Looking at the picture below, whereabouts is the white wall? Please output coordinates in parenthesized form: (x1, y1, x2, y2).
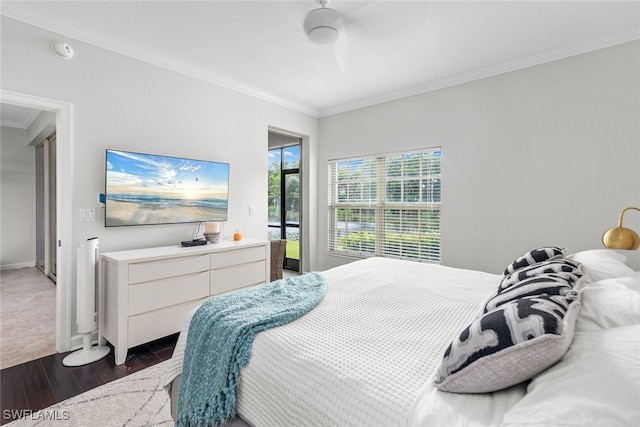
(318, 41, 640, 273)
(0, 126, 36, 269)
(0, 17, 318, 348)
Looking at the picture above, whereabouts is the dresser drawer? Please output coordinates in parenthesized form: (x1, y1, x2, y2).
(210, 246, 265, 269)
(127, 298, 207, 348)
(210, 260, 266, 295)
(128, 254, 209, 284)
(128, 271, 209, 316)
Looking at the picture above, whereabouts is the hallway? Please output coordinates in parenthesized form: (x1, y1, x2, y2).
(0, 267, 56, 369)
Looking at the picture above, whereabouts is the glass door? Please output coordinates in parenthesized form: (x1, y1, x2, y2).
(268, 143, 301, 272)
(283, 169, 299, 271)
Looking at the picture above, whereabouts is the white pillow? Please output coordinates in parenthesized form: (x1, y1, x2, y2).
(576, 276, 640, 331)
(502, 325, 640, 426)
(567, 249, 637, 283)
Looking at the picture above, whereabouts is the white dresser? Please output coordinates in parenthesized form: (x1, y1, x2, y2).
(99, 238, 269, 364)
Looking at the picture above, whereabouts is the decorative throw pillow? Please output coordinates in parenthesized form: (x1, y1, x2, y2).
(502, 247, 566, 277)
(499, 259, 582, 291)
(434, 292, 580, 393)
(484, 274, 575, 313)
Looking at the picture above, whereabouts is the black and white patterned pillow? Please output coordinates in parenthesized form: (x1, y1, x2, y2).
(484, 274, 576, 313)
(434, 292, 581, 393)
(500, 259, 582, 292)
(503, 247, 566, 277)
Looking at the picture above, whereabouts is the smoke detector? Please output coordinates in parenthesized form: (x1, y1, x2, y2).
(51, 42, 74, 59)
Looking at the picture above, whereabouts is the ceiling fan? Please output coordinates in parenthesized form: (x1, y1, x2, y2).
(303, 0, 350, 70)
(299, 0, 429, 72)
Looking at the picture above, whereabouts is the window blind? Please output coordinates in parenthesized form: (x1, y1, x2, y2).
(328, 148, 441, 263)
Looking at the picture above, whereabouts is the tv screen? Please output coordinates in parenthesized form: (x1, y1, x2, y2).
(105, 149, 229, 227)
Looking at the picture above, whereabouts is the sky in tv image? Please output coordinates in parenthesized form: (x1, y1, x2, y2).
(105, 150, 229, 226)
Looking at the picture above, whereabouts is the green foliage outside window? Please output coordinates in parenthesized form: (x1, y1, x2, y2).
(329, 148, 442, 263)
(338, 231, 376, 254)
(268, 148, 300, 225)
(337, 231, 440, 261)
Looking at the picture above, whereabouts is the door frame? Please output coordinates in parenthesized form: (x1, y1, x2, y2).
(1, 90, 73, 352)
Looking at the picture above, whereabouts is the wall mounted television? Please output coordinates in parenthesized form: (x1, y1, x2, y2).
(105, 149, 229, 227)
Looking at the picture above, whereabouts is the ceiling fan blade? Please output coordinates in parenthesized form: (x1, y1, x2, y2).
(341, 1, 429, 58)
(334, 17, 349, 71)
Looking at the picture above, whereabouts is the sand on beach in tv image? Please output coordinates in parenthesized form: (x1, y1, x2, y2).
(105, 198, 227, 226)
(105, 150, 229, 226)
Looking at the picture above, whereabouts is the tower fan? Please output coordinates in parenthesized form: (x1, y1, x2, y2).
(63, 237, 110, 366)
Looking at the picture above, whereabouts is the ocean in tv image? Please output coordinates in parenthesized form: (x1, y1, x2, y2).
(105, 150, 229, 226)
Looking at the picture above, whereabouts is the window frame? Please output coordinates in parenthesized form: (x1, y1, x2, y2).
(328, 147, 441, 263)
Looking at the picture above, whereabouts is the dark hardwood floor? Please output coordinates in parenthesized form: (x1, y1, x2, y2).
(0, 334, 178, 425)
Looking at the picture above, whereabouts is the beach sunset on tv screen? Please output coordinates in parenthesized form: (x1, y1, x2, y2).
(105, 150, 229, 227)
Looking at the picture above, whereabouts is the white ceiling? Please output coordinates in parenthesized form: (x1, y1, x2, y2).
(0, 103, 41, 129)
(2, 1, 639, 117)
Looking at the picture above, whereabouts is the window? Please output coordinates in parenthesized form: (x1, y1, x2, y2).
(328, 148, 441, 263)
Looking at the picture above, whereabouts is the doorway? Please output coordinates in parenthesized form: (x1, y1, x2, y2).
(1, 105, 58, 367)
(1, 90, 74, 353)
(268, 133, 301, 273)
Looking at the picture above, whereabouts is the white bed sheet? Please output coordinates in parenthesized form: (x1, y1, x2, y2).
(164, 257, 527, 426)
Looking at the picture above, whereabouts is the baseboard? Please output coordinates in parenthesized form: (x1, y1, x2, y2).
(0, 261, 36, 271)
(68, 331, 100, 351)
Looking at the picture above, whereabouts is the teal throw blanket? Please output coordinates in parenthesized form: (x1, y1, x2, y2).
(176, 272, 327, 427)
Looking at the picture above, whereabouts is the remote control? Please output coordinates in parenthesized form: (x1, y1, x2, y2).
(181, 239, 208, 247)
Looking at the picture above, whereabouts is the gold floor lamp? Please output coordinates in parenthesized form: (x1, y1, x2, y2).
(602, 207, 640, 250)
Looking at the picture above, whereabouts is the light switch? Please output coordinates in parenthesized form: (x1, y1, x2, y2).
(79, 209, 96, 222)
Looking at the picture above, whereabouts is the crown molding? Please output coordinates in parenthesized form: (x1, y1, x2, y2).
(0, 108, 40, 129)
(0, 5, 320, 117)
(318, 25, 640, 117)
(1, 118, 28, 129)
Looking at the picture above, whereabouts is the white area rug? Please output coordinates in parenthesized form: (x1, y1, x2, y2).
(8, 361, 173, 426)
(1, 267, 56, 369)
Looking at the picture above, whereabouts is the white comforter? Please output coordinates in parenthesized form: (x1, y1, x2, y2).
(164, 257, 526, 426)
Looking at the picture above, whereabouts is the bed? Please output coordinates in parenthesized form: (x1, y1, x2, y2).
(162, 248, 640, 426)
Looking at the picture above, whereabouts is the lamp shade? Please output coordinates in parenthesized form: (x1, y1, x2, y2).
(602, 207, 640, 250)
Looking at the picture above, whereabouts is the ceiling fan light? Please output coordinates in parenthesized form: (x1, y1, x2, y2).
(304, 7, 342, 44)
(308, 26, 339, 44)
